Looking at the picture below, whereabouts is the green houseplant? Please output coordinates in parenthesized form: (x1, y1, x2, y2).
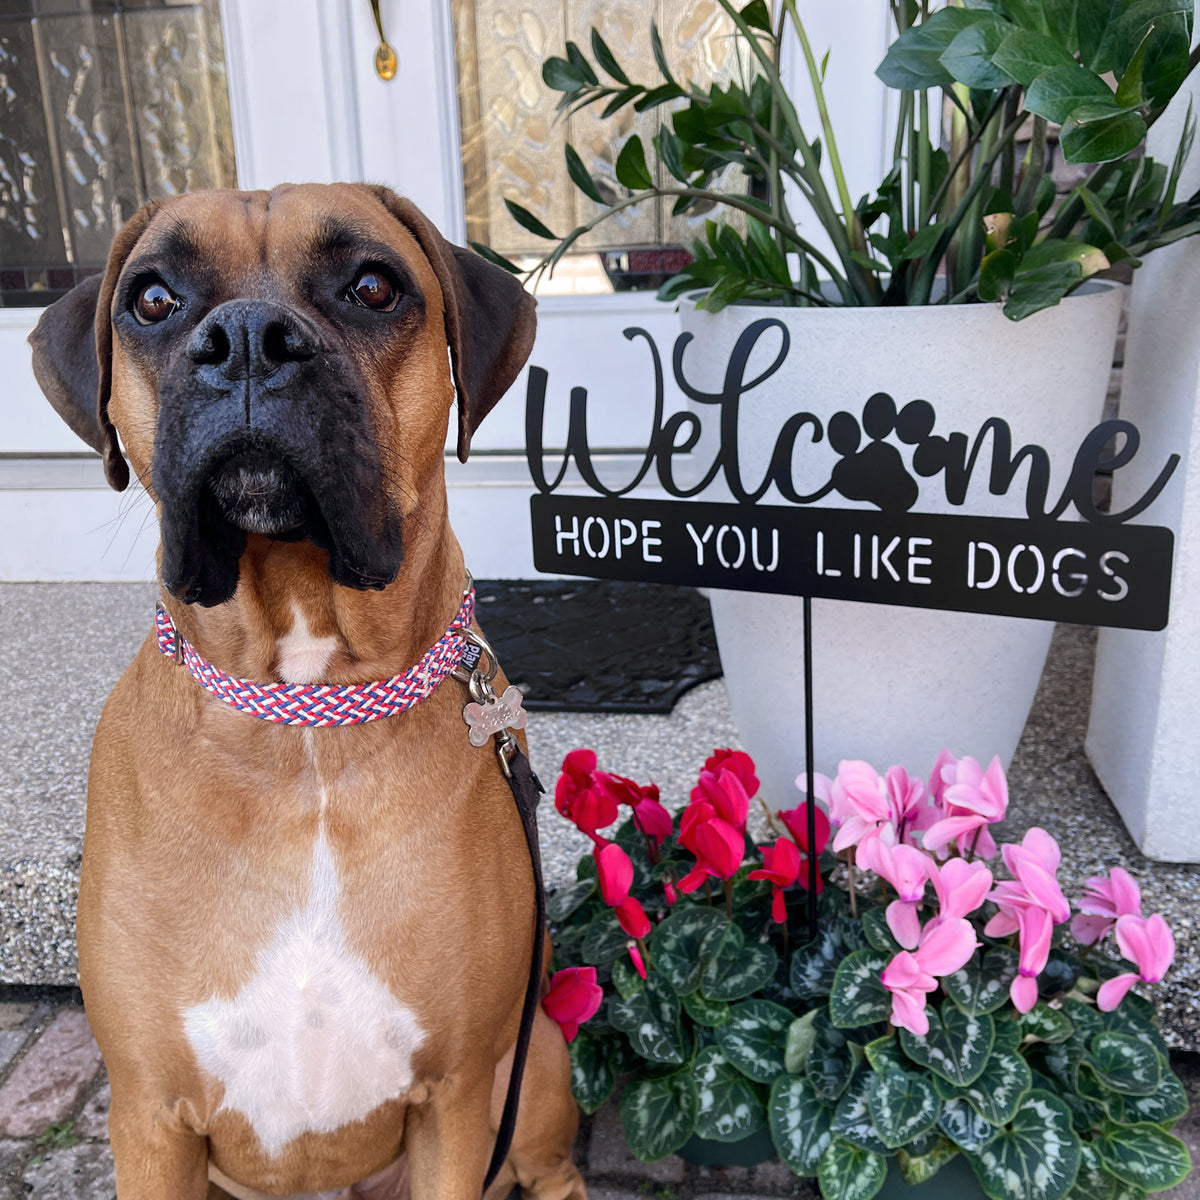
(484, 0, 1200, 320)
(543, 747, 1191, 1200)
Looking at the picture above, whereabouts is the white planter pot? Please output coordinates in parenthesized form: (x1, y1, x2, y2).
(678, 285, 1124, 807)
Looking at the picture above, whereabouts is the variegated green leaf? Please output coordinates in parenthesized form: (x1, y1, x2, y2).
(1095, 1121, 1191, 1192)
(900, 1005, 995, 1086)
(768, 1072, 833, 1176)
(1020, 1003, 1075, 1045)
(867, 1067, 939, 1150)
(942, 947, 1020, 1016)
(784, 1009, 819, 1073)
(968, 1092, 1082, 1200)
(936, 1048, 1033, 1127)
(608, 974, 686, 1064)
(993, 1016, 1023, 1053)
(682, 990, 730, 1027)
(1088, 1032, 1162, 1096)
(807, 1009, 860, 1103)
(831, 1070, 887, 1154)
(1102, 1002, 1170, 1058)
(864, 1034, 906, 1073)
(581, 908, 629, 964)
(715, 998, 794, 1083)
(548, 878, 596, 923)
(829, 949, 892, 1029)
(692, 1044, 767, 1143)
(700, 921, 779, 1001)
(651, 905, 729, 996)
(939, 1097, 1000, 1153)
(1119, 1066, 1189, 1126)
(620, 1069, 698, 1161)
(1064, 998, 1105, 1041)
(818, 1135, 887, 1200)
(861, 906, 901, 953)
(1069, 1141, 1122, 1200)
(898, 1136, 961, 1184)
(567, 1027, 615, 1114)
(791, 924, 850, 1000)
(611, 956, 645, 998)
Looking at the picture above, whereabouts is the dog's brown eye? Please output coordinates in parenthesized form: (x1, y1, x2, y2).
(348, 270, 398, 311)
(134, 282, 180, 325)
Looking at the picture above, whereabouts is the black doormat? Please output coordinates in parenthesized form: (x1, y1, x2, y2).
(474, 580, 723, 714)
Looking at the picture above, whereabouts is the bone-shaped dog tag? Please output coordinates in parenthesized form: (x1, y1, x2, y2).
(462, 685, 528, 747)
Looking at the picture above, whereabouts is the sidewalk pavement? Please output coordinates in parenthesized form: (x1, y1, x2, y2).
(1, 998, 1198, 1200)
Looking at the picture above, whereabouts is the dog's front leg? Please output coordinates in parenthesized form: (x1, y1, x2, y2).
(108, 1094, 211, 1200)
(404, 1073, 494, 1200)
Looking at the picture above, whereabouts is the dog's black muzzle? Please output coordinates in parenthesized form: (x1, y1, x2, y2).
(152, 299, 405, 607)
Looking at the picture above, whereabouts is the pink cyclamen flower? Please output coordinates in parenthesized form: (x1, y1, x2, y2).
(1071, 866, 1142, 946)
(881, 917, 978, 1036)
(703, 749, 760, 799)
(985, 828, 1072, 933)
(928, 748, 959, 807)
(928, 857, 994, 924)
(856, 836, 932, 950)
(1097, 913, 1176, 1011)
(554, 749, 618, 840)
(748, 836, 801, 922)
(1010, 905, 1054, 1013)
(594, 840, 651, 938)
(813, 760, 890, 853)
(677, 800, 745, 892)
(922, 754, 1008, 859)
(884, 765, 939, 844)
(542, 967, 603, 1041)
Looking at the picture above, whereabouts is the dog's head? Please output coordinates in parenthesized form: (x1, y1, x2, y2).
(29, 184, 536, 606)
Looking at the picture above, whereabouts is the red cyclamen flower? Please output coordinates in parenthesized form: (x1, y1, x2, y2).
(748, 836, 801, 922)
(594, 840, 651, 938)
(542, 967, 603, 1042)
(677, 800, 744, 893)
(702, 749, 760, 799)
(554, 749, 618, 840)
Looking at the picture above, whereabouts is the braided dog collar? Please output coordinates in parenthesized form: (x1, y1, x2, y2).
(154, 588, 476, 726)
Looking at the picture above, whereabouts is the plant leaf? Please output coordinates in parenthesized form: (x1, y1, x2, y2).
(1002, 261, 1082, 321)
(564, 143, 605, 205)
(942, 947, 1019, 1016)
(701, 922, 779, 1001)
(692, 1044, 768, 1142)
(769, 1072, 833, 1176)
(683, 990, 731, 1027)
(715, 998, 794, 1083)
(1024, 64, 1123, 124)
(829, 949, 892, 1029)
(900, 1005, 995, 1087)
(608, 974, 687, 1064)
(1019, 1002, 1075, 1045)
(936, 1047, 1033, 1126)
(791, 923, 851, 1001)
(567, 1027, 616, 1113)
(467, 241, 523, 274)
(831, 1070, 887, 1154)
(867, 1067, 940, 1151)
(590, 27, 631, 85)
(786, 1009, 820, 1072)
(581, 907, 631, 964)
(739, 0, 773, 32)
(1060, 110, 1147, 164)
(991, 27, 1079, 86)
(503, 198, 558, 241)
(877, 8, 987, 90)
(1119, 1063, 1189, 1125)
(818, 1136, 888, 1200)
(807, 1009, 860, 1103)
(548, 878, 596, 923)
(1087, 1031, 1162, 1096)
(1094, 1121, 1191, 1192)
(615, 135, 654, 191)
(620, 1069, 698, 1160)
(939, 1097, 1001, 1153)
(649, 20, 677, 85)
(543, 55, 587, 93)
(651, 904, 728, 996)
(968, 1092, 1082, 1200)
(940, 17, 1018, 88)
(898, 1136, 961, 1185)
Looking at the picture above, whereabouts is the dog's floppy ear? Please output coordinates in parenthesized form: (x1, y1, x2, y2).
(370, 186, 537, 462)
(28, 202, 161, 492)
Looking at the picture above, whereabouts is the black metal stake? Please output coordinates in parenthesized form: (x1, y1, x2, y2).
(803, 594, 819, 942)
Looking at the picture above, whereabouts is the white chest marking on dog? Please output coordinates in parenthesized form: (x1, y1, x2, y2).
(183, 834, 424, 1157)
(275, 605, 338, 684)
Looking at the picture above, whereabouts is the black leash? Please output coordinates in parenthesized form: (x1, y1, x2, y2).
(482, 746, 546, 1193)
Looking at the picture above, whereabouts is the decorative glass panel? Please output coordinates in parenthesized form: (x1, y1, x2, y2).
(0, 0, 234, 306)
(452, 0, 752, 274)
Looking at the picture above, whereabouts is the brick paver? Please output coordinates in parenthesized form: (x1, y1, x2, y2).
(0, 993, 1194, 1199)
(0, 1008, 102, 1136)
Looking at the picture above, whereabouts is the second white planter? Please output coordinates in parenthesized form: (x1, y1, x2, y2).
(678, 286, 1124, 807)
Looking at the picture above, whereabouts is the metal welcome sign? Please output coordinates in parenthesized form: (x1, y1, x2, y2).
(527, 318, 1179, 633)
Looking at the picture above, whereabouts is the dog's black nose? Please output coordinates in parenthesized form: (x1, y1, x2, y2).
(188, 300, 317, 387)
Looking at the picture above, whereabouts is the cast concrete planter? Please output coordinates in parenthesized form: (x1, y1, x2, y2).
(678, 285, 1124, 805)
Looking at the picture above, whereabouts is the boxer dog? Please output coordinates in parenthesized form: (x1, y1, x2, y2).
(29, 184, 585, 1200)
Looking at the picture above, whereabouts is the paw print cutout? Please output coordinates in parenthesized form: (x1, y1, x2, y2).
(828, 392, 922, 512)
(463, 685, 529, 747)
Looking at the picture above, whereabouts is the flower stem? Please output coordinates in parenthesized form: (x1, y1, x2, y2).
(758, 795, 787, 839)
(846, 851, 858, 919)
(725, 879, 734, 918)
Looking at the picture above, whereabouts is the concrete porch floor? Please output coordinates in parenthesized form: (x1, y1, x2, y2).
(1, 582, 1198, 1052)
